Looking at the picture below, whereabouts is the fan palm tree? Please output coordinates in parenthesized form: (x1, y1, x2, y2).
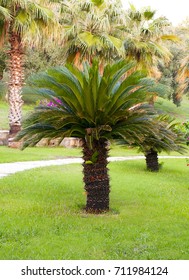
(17, 60, 160, 213)
(124, 5, 179, 78)
(0, 0, 59, 138)
(60, 0, 125, 68)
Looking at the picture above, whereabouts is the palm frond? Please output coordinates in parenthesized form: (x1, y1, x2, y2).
(0, 5, 11, 20)
(17, 60, 164, 149)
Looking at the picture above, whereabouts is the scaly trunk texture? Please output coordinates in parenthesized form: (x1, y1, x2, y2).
(8, 31, 24, 138)
(82, 139, 110, 214)
(145, 148, 159, 172)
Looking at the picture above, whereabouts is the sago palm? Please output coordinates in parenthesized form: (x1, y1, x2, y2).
(0, 0, 59, 138)
(17, 60, 160, 213)
(137, 115, 186, 171)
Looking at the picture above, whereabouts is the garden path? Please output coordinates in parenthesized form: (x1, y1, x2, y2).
(0, 155, 188, 179)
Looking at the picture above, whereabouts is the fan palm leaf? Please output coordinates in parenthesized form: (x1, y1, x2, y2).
(60, 0, 125, 65)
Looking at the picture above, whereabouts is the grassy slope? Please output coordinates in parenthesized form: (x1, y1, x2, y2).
(154, 96, 189, 121)
(0, 159, 188, 260)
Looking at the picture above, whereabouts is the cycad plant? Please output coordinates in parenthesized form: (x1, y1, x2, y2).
(17, 60, 159, 213)
(138, 115, 186, 171)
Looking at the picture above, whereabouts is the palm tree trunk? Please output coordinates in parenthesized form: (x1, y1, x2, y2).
(82, 139, 110, 213)
(145, 148, 159, 172)
(8, 31, 24, 138)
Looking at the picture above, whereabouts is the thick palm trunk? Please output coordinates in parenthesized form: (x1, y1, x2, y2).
(82, 139, 110, 213)
(8, 31, 24, 138)
(145, 148, 159, 172)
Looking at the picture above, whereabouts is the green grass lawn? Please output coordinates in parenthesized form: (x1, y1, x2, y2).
(0, 146, 82, 163)
(0, 145, 143, 163)
(154, 96, 189, 121)
(0, 145, 136, 163)
(0, 98, 189, 260)
(0, 159, 188, 260)
(0, 145, 188, 163)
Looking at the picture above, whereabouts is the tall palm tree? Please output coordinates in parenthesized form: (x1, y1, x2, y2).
(176, 54, 189, 100)
(17, 60, 161, 213)
(60, 0, 125, 68)
(124, 5, 179, 78)
(0, 0, 59, 138)
(174, 20, 189, 102)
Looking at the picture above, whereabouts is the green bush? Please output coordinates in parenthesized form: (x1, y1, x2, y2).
(183, 121, 189, 145)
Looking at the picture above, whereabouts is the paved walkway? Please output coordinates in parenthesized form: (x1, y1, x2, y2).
(0, 155, 188, 179)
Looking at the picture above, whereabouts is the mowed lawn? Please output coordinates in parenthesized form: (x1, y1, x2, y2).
(0, 145, 188, 163)
(0, 159, 188, 260)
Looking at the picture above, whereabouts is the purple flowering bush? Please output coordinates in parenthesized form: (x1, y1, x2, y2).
(47, 98, 62, 107)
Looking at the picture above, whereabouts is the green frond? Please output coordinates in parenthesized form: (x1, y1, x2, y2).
(78, 31, 99, 47)
(129, 3, 136, 12)
(17, 60, 163, 149)
(14, 9, 30, 35)
(132, 114, 187, 154)
(143, 9, 156, 20)
(91, 0, 105, 7)
(160, 34, 181, 42)
(47, 67, 84, 108)
(28, 2, 55, 23)
(106, 34, 123, 52)
(103, 60, 135, 92)
(0, 5, 11, 20)
(105, 70, 147, 115)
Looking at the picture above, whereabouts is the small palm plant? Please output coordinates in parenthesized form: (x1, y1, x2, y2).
(17, 60, 159, 213)
(137, 115, 186, 171)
